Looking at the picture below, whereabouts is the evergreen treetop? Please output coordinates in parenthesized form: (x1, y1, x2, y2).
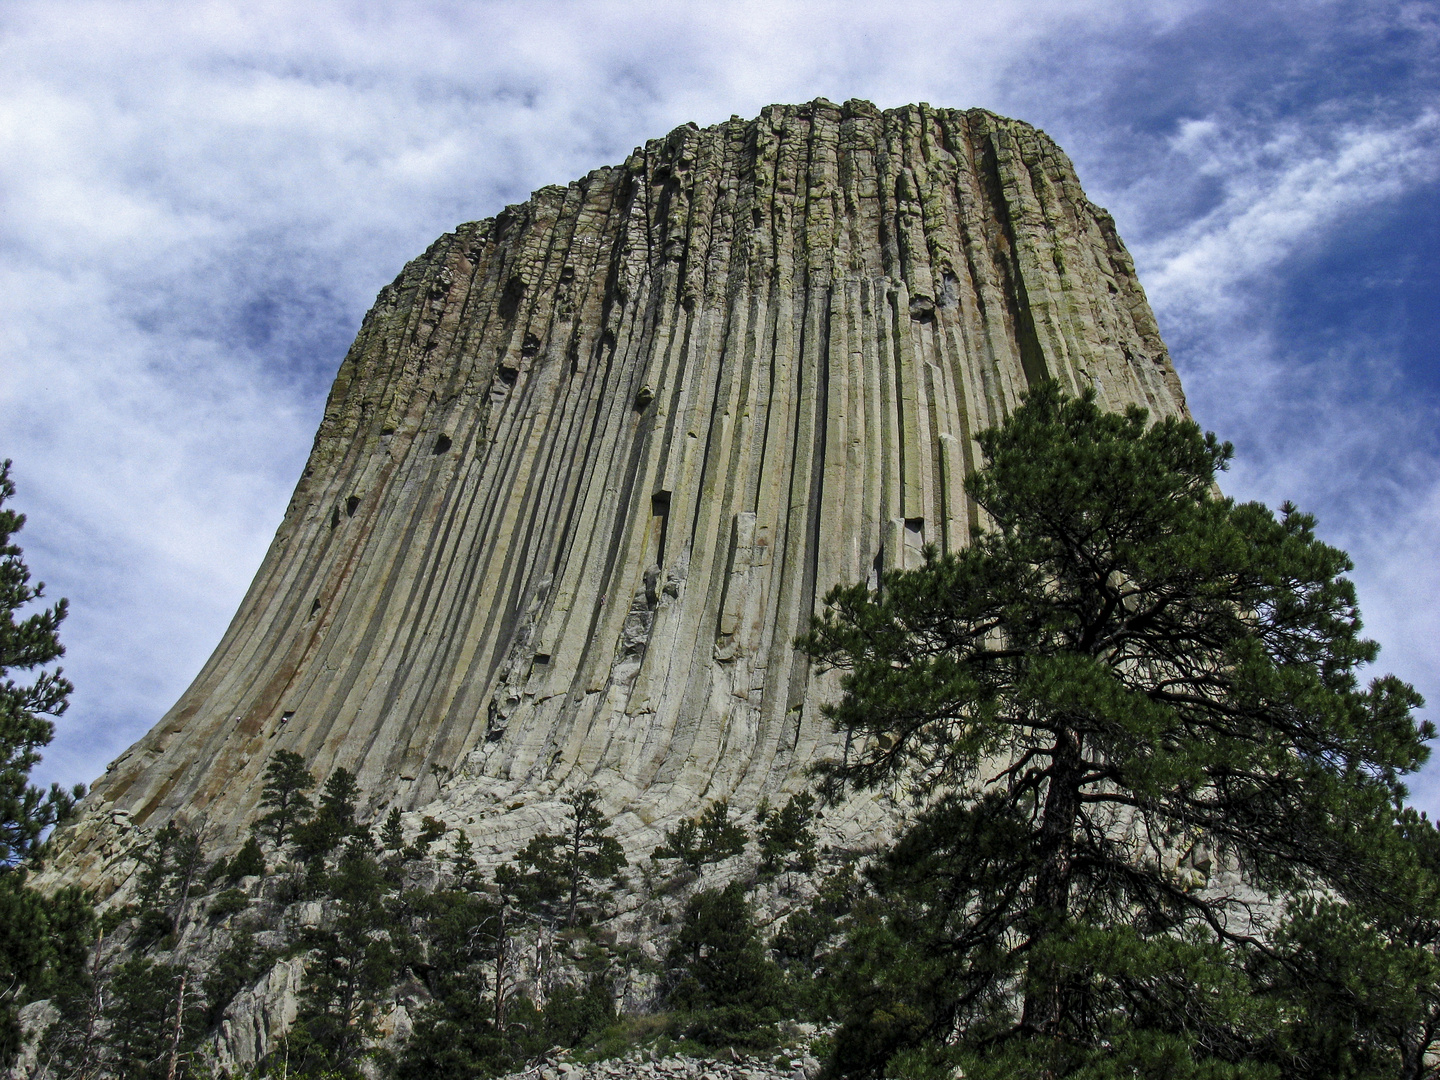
(318, 766, 360, 830)
(0, 463, 93, 1069)
(652, 799, 749, 875)
(800, 383, 1431, 1072)
(0, 459, 80, 865)
(516, 788, 626, 928)
(757, 792, 818, 875)
(253, 749, 314, 847)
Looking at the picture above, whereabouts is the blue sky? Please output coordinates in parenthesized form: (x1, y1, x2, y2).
(2, 0, 1437, 807)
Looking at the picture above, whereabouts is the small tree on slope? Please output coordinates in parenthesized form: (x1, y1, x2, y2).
(0, 459, 79, 865)
(516, 789, 626, 928)
(798, 384, 1430, 1077)
(253, 749, 314, 848)
(0, 461, 92, 1068)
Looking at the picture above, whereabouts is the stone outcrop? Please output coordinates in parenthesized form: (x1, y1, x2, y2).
(489, 1045, 825, 1080)
(45, 99, 1187, 893)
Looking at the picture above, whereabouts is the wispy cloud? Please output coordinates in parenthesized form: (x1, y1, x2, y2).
(1108, 57, 1440, 800)
(2, 0, 1436, 808)
(1143, 109, 1440, 317)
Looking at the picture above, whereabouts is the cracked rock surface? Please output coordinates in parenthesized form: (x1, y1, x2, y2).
(41, 98, 1190, 898)
(500, 1048, 823, 1080)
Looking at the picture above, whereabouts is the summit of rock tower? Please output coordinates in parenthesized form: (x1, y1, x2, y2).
(42, 100, 1188, 900)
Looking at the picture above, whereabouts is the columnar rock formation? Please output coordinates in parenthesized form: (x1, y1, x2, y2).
(49, 99, 1188, 891)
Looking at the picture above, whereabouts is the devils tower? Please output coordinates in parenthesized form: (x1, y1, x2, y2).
(46, 99, 1188, 894)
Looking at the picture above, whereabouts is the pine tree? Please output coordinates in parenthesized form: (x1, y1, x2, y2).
(448, 830, 478, 888)
(290, 848, 400, 1077)
(665, 882, 783, 1048)
(0, 462, 93, 1067)
(318, 767, 360, 830)
(292, 767, 362, 863)
(402, 815, 447, 862)
(223, 836, 266, 883)
(757, 792, 818, 875)
(34, 926, 112, 1080)
(651, 817, 704, 875)
(516, 790, 626, 928)
(540, 974, 616, 1050)
(133, 824, 204, 945)
(1261, 807, 1440, 1077)
(380, 806, 404, 855)
(490, 862, 524, 1032)
(103, 954, 203, 1080)
(0, 875, 92, 1066)
(203, 926, 275, 1028)
(394, 885, 509, 1080)
(799, 384, 1431, 1078)
(652, 800, 748, 876)
(696, 800, 747, 864)
(253, 750, 314, 847)
(0, 460, 79, 865)
(165, 829, 204, 938)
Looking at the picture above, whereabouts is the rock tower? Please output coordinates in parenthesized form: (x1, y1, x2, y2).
(49, 99, 1188, 892)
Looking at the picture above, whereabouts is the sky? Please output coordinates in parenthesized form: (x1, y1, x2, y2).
(2, 0, 1437, 809)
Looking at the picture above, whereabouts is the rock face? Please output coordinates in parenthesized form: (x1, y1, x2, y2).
(490, 1047, 823, 1080)
(47, 99, 1187, 891)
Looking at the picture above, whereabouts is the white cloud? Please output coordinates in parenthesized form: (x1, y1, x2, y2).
(1118, 99, 1440, 805)
(1142, 109, 1440, 317)
(2, 0, 1436, 816)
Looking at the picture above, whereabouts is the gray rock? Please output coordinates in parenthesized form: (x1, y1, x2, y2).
(27, 99, 1198, 1076)
(40, 101, 1189, 910)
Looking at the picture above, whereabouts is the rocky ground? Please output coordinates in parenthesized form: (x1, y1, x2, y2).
(499, 1044, 823, 1080)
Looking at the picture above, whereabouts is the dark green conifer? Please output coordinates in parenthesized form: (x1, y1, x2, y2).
(0, 462, 90, 1068)
(516, 790, 625, 928)
(394, 885, 510, 1080)
(757, 792, 818, 875)
(402, 815, 447, 862)
(103, 954, 203, 1080)
(253, 750, 314, 847)
(292, 766, 362, 864)
(224, 835, 266, 882)
(0, 460, 79, 866)
(651, 817, 703, 874)
(290, 848, 399, 1077)
(0, 877, 92, 1067)
(291, 808, 344, 865)
(665, 882, 783, 1048)
(380, 806, 404, 855)
(448, 829, 478, 888)
(800, 384, 1432, 1078)
(318, 767, 360, 830)
(541, 974, 616, 1049)
(203, 926, 274, 1028)
(652, 800, 747, 875)
(1263, 807, 1440, 1077)
(133, 823, 202, 945)
(696, 800, 747, 864)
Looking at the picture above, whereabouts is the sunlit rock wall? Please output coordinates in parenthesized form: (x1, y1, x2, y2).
(48, 99, 1187, 892)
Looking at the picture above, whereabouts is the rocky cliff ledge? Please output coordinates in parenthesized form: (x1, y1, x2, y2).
(45, 98, 1187, 896)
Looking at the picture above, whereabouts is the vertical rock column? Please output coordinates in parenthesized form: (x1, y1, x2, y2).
(50, 100, 1188, 890)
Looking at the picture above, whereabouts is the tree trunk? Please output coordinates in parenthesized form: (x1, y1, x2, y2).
(165, 970, 187, 1080)
(567, 818, 583, 927)
(494, 903, 508, 1032)
(1021, 726, 1083, 1037)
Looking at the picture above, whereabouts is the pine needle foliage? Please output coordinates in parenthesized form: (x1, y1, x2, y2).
(0, 462, 92, 1068)
(798, 384, 1431, 1076)
(757, 792, 818, 875)
(253, 750, 314, 848)
(653, 800, 749, 875)
(0, 460, 79, 866)
(515, 789, 626, 928)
